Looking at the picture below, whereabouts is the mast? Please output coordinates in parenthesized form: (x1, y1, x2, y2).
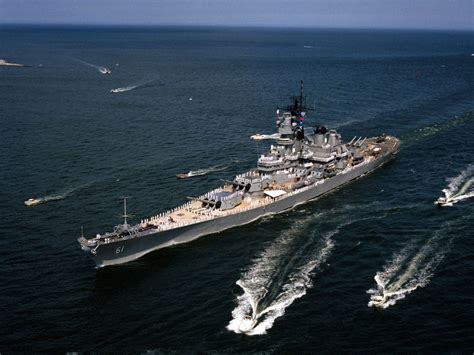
(121, 197, 131, 227)
(300, 79, 304, 111)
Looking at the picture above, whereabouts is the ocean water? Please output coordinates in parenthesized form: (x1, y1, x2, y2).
(1, 26, 473, 352)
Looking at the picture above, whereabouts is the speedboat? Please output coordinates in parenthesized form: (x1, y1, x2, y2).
(239, 315, 257, 333)
(176, 170, 208, 179)
(434, 197, 447, 205)
(434, 197, 450, 206)
(99, 67, 111, 74)
(370, 294, 389, 308)
(110, 87, 129, 93)
(176, 172, 190, 179)
(24, 198, 42, 207)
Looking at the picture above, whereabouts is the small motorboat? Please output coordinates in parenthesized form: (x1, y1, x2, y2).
(239, 315, 257, 333)
(24, 198, 42, 207)
(176, 172, 191, 179)
(434, 197, 450, 206)
(176, 170, 208, 179)
(110, 87, 127, 93)
(370, 294, 388, 308)
(99, 67, 111, 74)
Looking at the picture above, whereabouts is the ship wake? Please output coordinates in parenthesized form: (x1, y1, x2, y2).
(401, 111, 474, 148)
(227, 214, 341, 336)
(188, 164, 228, 177)
(437, 163, 474, 206)
(367, 222, 455, 309)
(71, 57, 110, 74)
(25, 184, 88, 207)
(110, 76, 158, 93)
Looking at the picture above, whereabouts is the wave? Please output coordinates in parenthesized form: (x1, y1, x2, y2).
(437, 163, 474, 206)
(227, 213, 336, 335)
(225, 207, 386, 336)
(110, 76, 158, 93)
(228, 211, 386, 335)
(71, 57, 110, 74)
(367, 223, 455, 309)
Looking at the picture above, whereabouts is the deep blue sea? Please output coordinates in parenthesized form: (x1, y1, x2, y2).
(1, 26, 473, 352)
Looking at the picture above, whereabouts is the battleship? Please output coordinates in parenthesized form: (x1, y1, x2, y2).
(78, 81, 400, 268)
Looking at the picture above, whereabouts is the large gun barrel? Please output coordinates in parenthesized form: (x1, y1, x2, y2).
(220, 179, 246, 187)
(186, 196, 218, 205)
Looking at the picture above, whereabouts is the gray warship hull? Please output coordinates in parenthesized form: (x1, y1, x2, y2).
(87, 146, 398, 268)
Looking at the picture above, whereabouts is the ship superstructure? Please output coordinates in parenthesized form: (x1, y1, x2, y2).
(79, 81, 400, 267)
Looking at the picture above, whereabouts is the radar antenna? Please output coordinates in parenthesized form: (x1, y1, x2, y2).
(288, 79, 308, 113)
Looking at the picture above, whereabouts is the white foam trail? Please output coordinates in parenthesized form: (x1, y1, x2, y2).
(72, 57, 110, 74)
(110, 85, 138, 93)
(188, 164, 228, 176)
(438, 163, 474, 206)
(401, 112, 474, 148)
(227, 214, 339, 336)
(24, 185, 84, 207)
(249, 236, 334, 335)
(367, 227, 453, 309)
(110, 77, 158, 93)
(227, 205, 397, 334)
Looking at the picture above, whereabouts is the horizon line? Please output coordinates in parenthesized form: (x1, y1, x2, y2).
(1, 22, 473, 32)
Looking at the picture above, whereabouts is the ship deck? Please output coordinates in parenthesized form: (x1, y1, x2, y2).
(89, 135, 399, 244)
(139, 136, 399, 232)
(142, 192, 275, 232)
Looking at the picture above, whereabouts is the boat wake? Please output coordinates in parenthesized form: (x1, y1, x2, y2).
(401, 111, 474, 148)
(367, 223, 455, 309)
(71, 57, 111, 74)
(227, 214, 337, 336)
(436, 163, 474, 206)
(188, 164, 228, 177)
(110, 77, 158, 93)
(24, 185, 86, 207)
